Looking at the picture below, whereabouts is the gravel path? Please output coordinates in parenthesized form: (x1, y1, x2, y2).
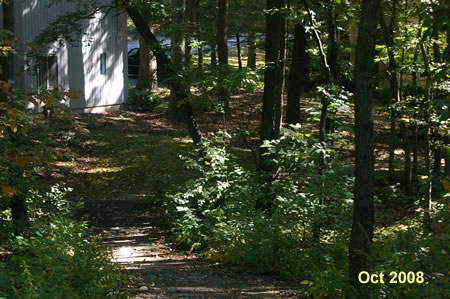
(82, 194, 302, 298)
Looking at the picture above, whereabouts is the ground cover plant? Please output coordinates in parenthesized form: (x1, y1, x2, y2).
(0, 72, 128, 297)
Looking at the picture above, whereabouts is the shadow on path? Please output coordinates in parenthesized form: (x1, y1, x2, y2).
(81, 193, 302, 298)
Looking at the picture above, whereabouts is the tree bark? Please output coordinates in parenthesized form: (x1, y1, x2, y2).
(0, 0, 14, 82)
(286, 22, 308, 125)
(432, 32, 442, 177)
(412, 49, 419, 185)
(445, 30, 450, 177)
(326, 0, 338, 82)
(404, 128, 413, 195)
(217, 0, 230, 114)
(273, 15, 287, 138)
(246, 0, 257, 69)
(167, 0, 186, 120)
(303, 0, 332, 144)
(349, 0, 378, 288)
(236, 32, 242, 70)
(420, 41, 432, 232)
(136, 25, 157, 91)
(126, 6, 170, 83)
(196, 7, 203, 70)
(126, 6, 203, 143)
(211, 47, 217, 65)
(259, 0, 284, 171)
(184, 0, 199, 68)
(217, 0, 229, 66)
(379, 0, 399, 181)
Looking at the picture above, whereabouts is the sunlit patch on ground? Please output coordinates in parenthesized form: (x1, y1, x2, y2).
(81, 166, 126, 174)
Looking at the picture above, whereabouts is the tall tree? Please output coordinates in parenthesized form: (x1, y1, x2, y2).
(259, 0, 285, 170)
(167, 0, 186, 120)
(273, 7, 287, 138)
(419, 37, 432, 232)
(246, 0, 257, 69)
(136, 23, 157, 91)
(285, 21, 309, 125)
(445, 30, 450, 178)
(126, 5, 203, 143)
(348, 0, 378, 288)
(303, 0, 332, 145)
(217, 0, 230, 114)
(379, 0, 399, 181)
(326, 0, 338, 82)
(0, 0, 28, 235)
(0, 0, 14, 82)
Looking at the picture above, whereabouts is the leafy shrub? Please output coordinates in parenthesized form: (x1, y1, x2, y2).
(160, 127, 355, 289)
(128, 88, 162, 112)
(0, 186, 128, 298)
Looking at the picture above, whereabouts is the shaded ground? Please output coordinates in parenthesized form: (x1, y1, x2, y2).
(51, 103, 304, 298)
(83, 196, 301, 298)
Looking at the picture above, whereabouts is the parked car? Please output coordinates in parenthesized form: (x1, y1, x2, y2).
(128, 46, 172, 77)
(128, 48, 139, 76)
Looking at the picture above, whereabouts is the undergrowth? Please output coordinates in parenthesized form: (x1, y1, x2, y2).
(0, 186, 129, 298)
(149, 125, 449, 298)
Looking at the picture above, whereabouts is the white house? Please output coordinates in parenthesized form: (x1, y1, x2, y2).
(2, 0, 128, 112)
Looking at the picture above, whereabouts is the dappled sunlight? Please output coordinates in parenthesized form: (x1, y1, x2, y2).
(84, 140, 109, 146)
(81, 166, 126, 174)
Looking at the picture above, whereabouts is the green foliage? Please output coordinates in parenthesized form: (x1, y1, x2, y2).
(192, 65, 263, 113)
(158, 127, 355, 295)
(128, 88, 162, 112)
(372, 192, 449, 298)
(0, 186, 128, 298)
(305, 85, 354, 139)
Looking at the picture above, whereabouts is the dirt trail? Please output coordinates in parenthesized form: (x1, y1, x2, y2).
(83, 195, 301, 298)
(68, 111, 302, 298)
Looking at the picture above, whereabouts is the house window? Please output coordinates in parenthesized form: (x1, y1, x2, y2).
(100, 53, 106, 75)
(36, 55, 58, 90)
(37, 59, 47, 89)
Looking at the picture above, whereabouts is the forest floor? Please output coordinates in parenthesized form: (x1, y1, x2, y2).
(47, 95, 306, 298)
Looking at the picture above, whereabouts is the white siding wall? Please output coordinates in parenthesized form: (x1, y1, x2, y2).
(11, 0, 126, 111)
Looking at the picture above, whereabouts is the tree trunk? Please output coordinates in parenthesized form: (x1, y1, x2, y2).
(0, 0, 14, 82)
(125, 7, 170, 84)
(273, 16, 287, 138)
(445, 30, 450, 177)
(167, 0, 186, 121)
(259, 0, 284, 171)
(236, 32, 242, 70)
(136, 26, 157, 91)
(303, 0, 332, 144)
(379, 0, 399, 182)
(285, 22, 308, 125)
(420, 41, 432, 232)
(211, 47, 217, 65)
(126, 6, 203, 144)
(404, 128, 413, 195)
(246, 0, 257, 69)
(247, 31, 256, 68)
(217, 0, 230, 114)
(326, 0, 338, 82)
(196, 10, 203, 70)
(412, 49, 419, 185)
(349, 0, 378, 288)
(432, 32, 442, 177)
(184, 0, 199, 68)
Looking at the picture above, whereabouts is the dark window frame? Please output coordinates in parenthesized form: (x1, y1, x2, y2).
(100, 53, 106, 75)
